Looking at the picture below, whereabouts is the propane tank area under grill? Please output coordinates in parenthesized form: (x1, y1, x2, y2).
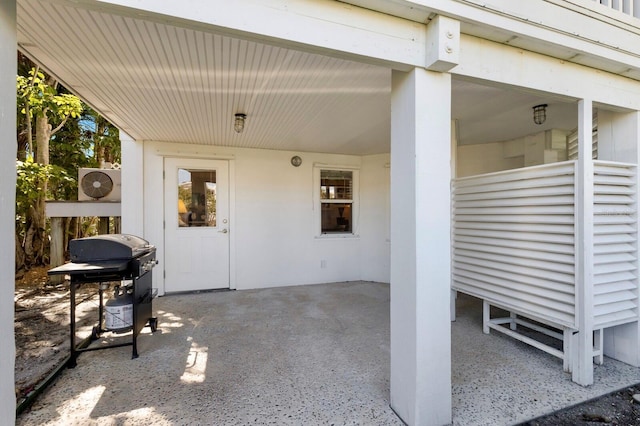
(48, 234, 158, 367)
(105, 282, 134, 332)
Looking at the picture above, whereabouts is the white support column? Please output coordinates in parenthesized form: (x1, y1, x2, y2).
(563, 329, 572, 373)
(0, 0, 17, 421)
(390, 68, 452, 426)
(573, 98, 595, 386)
(450, 120, 458, 323)
(120, 132, 144, 236)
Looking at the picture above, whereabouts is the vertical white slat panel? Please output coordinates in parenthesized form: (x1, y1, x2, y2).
(452, 161, 577, 328)
(593, 161, 638, 328)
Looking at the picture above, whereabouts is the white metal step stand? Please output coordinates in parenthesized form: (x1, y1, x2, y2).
(482, 301, 603, 373)
(482, 301, 565, 360)
(593, 328, 604, 365)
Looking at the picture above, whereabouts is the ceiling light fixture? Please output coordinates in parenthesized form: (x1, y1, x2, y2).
(234, 113, 246, 133)
(533, 104, 547, 125)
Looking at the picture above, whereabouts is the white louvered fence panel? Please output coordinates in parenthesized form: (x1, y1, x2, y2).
(453, 160, 639, 331)
(593, 161, 638, 328)
(453, 162, 578, 328)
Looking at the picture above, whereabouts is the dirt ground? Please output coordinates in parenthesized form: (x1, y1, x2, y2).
(523, 385, 640, 425)
(15, 266, 102, 408)
(14, 267, 640, 424)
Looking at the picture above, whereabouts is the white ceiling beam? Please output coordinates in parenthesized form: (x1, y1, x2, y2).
(89, 0, 429, 71)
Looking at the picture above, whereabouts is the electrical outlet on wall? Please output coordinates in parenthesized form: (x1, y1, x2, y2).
(320, 260, 327, 269)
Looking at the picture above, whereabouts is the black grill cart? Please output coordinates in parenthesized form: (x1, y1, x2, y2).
(48, 234, 158, 367)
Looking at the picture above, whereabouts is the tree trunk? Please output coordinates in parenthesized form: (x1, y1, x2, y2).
(22, 114, 52, 266)
(35, 114, 51, 165)
(15, 234, 26, 278)
(23, 202, 46, 266)
(98, 217, 109, 235)
(64, 217, 72, 258)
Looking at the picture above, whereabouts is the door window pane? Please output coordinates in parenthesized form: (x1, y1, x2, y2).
(178, 169, 217, 227)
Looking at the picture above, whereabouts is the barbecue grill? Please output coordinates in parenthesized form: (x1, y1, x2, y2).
(48, 234, 158, 367)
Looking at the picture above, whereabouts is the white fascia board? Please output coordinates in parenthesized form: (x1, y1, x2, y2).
(454, 34, 640, 111)
(345, 0, 640, 76)
(91, 0, 428, 70)
(447, 0, 640, 72)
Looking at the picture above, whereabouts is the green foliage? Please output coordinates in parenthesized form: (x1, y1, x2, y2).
(16, 67, 84, 162)
(15, 159, 75, 232)
(50, 118, 93, 170)
(81, 106, 121, 164)
(15, 58, 122, 270)
(16, 69, 82, 121)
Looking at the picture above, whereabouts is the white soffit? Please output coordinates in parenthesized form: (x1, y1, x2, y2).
(17, 0, 391, 155)
(16, 0, 594, 151)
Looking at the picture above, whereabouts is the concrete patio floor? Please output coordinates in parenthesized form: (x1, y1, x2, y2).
(16, 281, 640, 425)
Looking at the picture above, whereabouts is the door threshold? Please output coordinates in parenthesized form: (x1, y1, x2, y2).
(164, 288, 234, 296)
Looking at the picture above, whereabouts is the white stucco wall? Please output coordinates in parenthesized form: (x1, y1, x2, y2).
(457, 141, 524, 177)
(143, 142, 390, 292)
(360, 154, 390, 283)
(457, 129, 570, 177)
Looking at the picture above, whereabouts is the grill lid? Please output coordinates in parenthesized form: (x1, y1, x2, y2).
(69, 234, 154, 262)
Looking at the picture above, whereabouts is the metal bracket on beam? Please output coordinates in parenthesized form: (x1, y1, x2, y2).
(425, 15, 460, 72)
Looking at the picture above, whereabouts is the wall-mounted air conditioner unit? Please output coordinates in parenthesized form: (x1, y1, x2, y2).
(78, 168, 122, 201)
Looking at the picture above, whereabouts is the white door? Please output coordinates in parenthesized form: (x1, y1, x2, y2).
(164, 158, 230, 292)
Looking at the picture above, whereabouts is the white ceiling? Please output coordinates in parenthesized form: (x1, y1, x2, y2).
(17, 0, 580, 155)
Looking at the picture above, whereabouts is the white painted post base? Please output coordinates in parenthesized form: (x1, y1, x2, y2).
(450, 289, 457, 322)
(482, 300, 490, 334)
(563, 329, 573, 373)
(593, 329, 603, 365)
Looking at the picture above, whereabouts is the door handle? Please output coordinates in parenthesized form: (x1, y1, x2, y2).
(218, 228, 228, 234)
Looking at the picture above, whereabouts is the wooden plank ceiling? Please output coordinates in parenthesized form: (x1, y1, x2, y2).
(16, 0, 578, 154)
(17, 0, 391, 155)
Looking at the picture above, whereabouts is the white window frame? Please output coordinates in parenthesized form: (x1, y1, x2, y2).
(313, 164, 360, 238)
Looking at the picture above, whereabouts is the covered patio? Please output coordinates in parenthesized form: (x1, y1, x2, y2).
(16, 281, 640, 425)
(4, 1, 640, 424)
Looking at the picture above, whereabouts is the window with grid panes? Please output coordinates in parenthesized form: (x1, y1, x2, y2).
(320, 170, 353, 234)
